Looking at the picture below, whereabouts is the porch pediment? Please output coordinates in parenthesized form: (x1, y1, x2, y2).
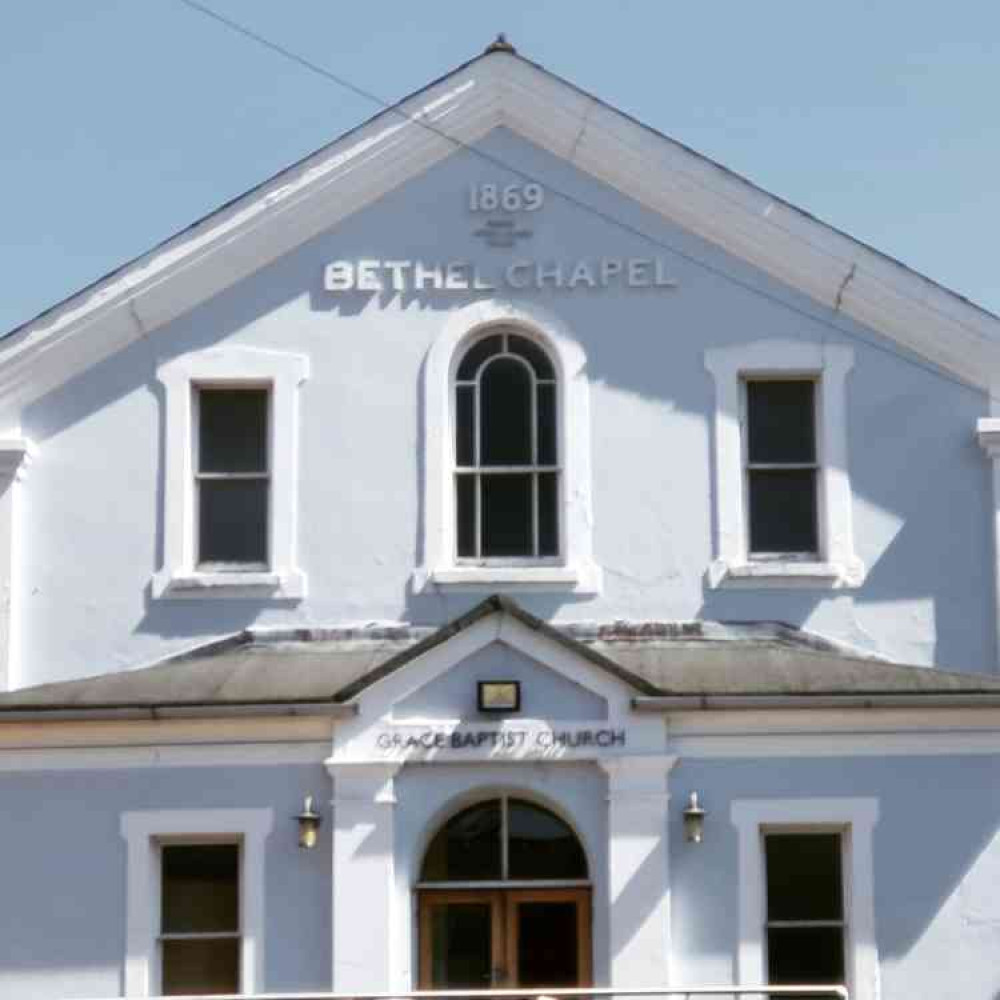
(331, 595, 663, 764)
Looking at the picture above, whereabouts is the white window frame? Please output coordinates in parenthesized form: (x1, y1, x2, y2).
(704, 340, 864, 588)
(730, 797, 879, 1000)
(120, 807, 274, 997)
(153, 348, 309, 600)
(414, 299, 602, 593)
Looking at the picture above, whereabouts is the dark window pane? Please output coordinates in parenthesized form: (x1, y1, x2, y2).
(768, 927, 844, 988)
(516, 902, 578, 987)
(748, 469, 817, 553)
(421, 801, 502, 881)
(162, 845, 239, 934)
(537, 384, 557, 465)
(430, 903, 493, 988)
(162, 938, 240, 996)
(457, 335, 503, 380)
(766, 834, 843, 921)
(747, 380, 815, 464)
(482, 474, 532, 556)
(508, 334, 555, 380)
(456, 475, 476, 558)
(508, 799, 587, 879)
(481, 358, 532, 466)
(538, 473, 559, 557)
(456, 386, 475, 466)
(198, 479, 268, 565)
(198, 389, 268, 473)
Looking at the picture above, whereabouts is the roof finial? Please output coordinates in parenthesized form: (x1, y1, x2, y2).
(485, 33, 516, 54)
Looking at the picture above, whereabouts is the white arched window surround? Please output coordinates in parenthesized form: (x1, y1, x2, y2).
(704, 339, 865, 589)
(414, 300, 602, 593)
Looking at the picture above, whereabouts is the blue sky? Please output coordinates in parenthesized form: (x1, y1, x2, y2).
(3, 0, 998, 334)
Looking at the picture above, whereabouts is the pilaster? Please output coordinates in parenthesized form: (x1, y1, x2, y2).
(977, 418, 1000, 669)
(0, 439, 33, 691)
(599, 755, 677, 986)
(326, 760, 402, 991)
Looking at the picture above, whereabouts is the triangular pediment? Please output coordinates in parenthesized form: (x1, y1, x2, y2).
(339, 595, 654, 714)
(330, 596, 663, 764)
(3, 44, 999, 412)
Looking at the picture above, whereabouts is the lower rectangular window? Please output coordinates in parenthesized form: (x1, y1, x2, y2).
(765, 832, 845, 997)
(160, 843, 241, 996)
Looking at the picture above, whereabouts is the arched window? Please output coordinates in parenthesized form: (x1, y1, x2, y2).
(417, 300, 601, 593)
(454, 331, 559, 560)
(420, 797, 587, 883)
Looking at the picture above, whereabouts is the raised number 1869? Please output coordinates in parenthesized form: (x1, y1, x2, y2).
(469, 183, 544, 212)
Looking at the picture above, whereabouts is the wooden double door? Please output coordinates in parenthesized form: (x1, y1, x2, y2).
(418, 888, 592, 989)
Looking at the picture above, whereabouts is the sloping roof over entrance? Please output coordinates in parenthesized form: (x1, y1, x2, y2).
(3, 596, 1000, 721)
(3, 40, 1000, 411)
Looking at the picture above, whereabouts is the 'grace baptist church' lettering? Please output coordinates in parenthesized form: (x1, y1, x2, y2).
(373, 725, 627, 755)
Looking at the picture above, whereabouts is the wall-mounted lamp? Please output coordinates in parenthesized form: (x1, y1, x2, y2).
(478, 680, 521, 713)
(295, 795, 322, 849)
(683, 792, 706, 844)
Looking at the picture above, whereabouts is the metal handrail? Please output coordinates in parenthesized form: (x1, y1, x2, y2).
(83, 986, 849, 999)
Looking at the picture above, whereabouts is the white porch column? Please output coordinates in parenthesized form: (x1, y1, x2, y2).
(977, 419, 1000, 669)
(327, 761, 401, 992)
(600, 755, 677, 986)
(0, 439, 32, 691)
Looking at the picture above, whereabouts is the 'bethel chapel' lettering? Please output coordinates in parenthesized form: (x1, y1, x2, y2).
(324, 258, 677, 293)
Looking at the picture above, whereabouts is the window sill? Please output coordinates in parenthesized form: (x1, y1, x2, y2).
(152, 568, 307, 600)
(413, 561, 603, 594)
(707, 558, 865, 590)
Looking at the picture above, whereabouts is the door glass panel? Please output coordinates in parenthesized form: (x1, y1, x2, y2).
(430, 903, 493, 989)
(516, 901, 578, 987)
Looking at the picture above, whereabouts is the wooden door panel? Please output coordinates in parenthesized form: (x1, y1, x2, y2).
(418, 890, 504, 989)
(419, 888, 591, 989)
(505, 888, 592, 988)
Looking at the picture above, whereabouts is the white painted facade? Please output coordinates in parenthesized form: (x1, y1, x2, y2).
(1, 40, 1000, 1000)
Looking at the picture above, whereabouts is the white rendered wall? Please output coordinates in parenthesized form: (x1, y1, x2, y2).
(15, 128, 994, 685)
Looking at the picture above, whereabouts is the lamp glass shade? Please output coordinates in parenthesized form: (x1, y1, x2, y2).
(683, 792, 706, 843)
(296, 796, 321, 849)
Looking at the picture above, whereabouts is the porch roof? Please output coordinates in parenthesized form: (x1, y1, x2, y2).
(3, 595, 1000, 720)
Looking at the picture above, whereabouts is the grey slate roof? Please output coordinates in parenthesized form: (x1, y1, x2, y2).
(3, 596, 1000, 719)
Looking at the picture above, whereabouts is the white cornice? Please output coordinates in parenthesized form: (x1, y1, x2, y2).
(2, 51, 999, 410)
(977, 417, 1000, 456)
